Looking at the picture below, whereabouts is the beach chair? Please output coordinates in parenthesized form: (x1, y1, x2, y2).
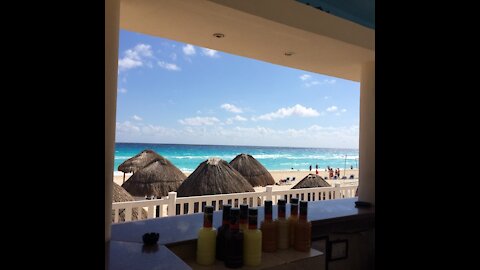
(349, 174, 355, 179)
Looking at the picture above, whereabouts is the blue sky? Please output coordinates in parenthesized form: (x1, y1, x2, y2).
(116, 30, 360, 149)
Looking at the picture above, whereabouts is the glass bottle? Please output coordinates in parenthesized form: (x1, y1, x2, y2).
(243, 208, 262, 266)
(260, 200, 277, 252)
(288, 202, 299, 247)
(225, 208, 243, 268)
(216, 204, 231, 261)
(294, 201, 312, 252)
(196, 206, 216, 265)
(239, 204, 249, 232)
(275, 199, 289, 249)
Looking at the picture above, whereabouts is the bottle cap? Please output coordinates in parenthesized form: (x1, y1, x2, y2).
(291, 198, 299, 204)
(248, 208, 258, 229)
(222, 204, 232, 222)
(240, 204, 249, 220)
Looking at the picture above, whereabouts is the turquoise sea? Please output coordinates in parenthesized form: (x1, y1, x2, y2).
(114, 143, 359, 173)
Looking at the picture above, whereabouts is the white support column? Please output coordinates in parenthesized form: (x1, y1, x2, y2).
(105, 0, 120, 242)
(358, 61, 375, 205)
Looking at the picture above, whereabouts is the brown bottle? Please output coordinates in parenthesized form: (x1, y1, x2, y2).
(288, 202, 299, 247)
(275, 199, 289, 249)
(216, 204, 231, 261)
(260, 200, 277, 252)
(294, 201, 312, 252)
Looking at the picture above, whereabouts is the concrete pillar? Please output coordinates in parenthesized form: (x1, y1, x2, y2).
(358, 61, 375, 205)
(105, 0, 120, 242)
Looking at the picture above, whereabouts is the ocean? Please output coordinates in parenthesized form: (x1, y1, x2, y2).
(114, 143, 359, 173)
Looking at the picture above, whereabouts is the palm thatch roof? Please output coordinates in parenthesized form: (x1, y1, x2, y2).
(112, 182, 147, 221)
(229, 153, 275, 187)
(292, 174, 331, 189)
(121, 158, 187, 197)
(118, 149, 163, 173)
(176, 157, 255, 197)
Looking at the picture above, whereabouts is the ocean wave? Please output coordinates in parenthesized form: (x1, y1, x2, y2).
(115, 156, 133, 160)
(167, 155, 236, 160)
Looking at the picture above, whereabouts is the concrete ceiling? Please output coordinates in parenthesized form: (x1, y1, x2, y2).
(120, 0, 375, 82)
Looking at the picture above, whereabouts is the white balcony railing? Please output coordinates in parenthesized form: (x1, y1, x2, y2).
(111, 184, 358, 223)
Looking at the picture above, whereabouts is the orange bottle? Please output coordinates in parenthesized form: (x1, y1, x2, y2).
(294, 201, 312, 252)
(260, 200, 277, 252)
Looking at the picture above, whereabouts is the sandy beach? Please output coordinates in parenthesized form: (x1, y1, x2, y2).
(113, 168, 359, 194)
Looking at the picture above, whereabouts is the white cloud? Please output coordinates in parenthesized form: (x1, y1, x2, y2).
(116, 121, 141, 133)
(226, 115, 248, 125)
(183, 44, 196, 56)
(220, 103, 243, 113)
(158, 61, 181, 71)
(202, 48, 219, 58)
(326, 106, 338, 112)
(305, 81, 320, 87)
(299, 74, 336, 87)
(118, 44, 153, 72)
(300, 74, 311, 81)
(118, 88, 127, 94)
(253, 104, 320, 121)
(341, 109, 347, 113)
(132, 115, 143, 121)
(116, 121, 179, 142)
(179, 117, 220, 126)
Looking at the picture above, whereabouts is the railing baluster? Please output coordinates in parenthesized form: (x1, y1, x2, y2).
(114, 208, 119, 223)
(147, 205, 154, 219)
(125, 207, 132, 222)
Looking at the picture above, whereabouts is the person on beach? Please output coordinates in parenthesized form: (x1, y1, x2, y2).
(329, 168, 334, 179)
(309, 165, 312, 171)
(350, 165, 353, 170)
(315, 169, 319, 175)
(316, 164, 318, 170)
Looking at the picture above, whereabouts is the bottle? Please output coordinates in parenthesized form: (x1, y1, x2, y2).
(260, 200, 277, 252)
(239, 204, 249, 232)
(275, 199, 289, 249)
(243, 208, 262, 266)
(294, 201, 312, 252)
(288, 202, 299, 247)
(216, 204, 232, 261)
(225, 208, 243, 268)
(196, 206, 216, 265)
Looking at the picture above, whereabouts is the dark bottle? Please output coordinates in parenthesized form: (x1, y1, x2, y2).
(239, 204, 249, 232)
(216, 204, 232, 261)
(260, 200, 277, 252)
(290, 197, 299, 205)
(225, 208, 244, 268)
(294, 201, 312, 252)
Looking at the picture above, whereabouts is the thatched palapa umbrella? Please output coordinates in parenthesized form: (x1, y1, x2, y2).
(118, 149, 163, 183)
(292, 173, 331, 189)
(112, 182, 147, 221)
(121, 157, 187, 198)
(229, 153, 275, 187)
(176, 157, 255, 197)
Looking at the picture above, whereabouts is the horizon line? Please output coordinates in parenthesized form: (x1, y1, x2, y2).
(115, 141, 359, 151)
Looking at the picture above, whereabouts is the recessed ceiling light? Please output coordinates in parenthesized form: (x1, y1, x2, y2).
(284, 51, 295, 56)
(213, 33, 225, 38)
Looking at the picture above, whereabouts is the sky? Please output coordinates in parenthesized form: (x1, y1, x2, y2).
(116, 30, 360, 149)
